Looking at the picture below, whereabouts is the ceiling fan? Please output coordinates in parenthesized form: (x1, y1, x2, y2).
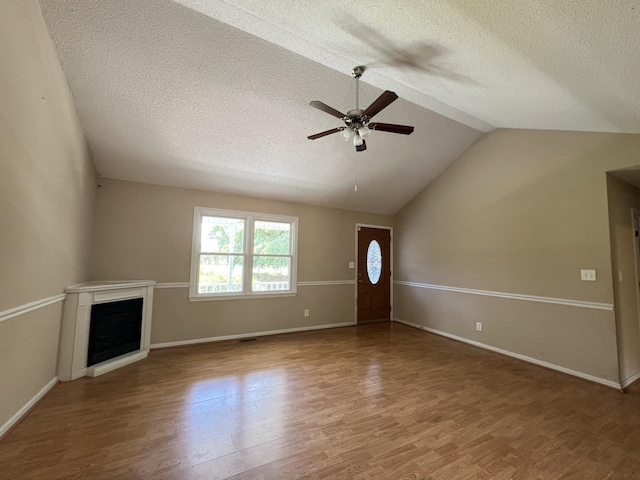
(307, 66, 414, 152)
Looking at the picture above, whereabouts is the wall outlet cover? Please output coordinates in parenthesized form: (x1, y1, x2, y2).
(580, 269, 597, 281)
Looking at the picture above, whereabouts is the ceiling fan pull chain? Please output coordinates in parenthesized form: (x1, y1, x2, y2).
(356, 75, 359, 111)
(354, 159, 358, 192)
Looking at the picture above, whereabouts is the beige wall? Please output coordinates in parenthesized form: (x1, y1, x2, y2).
(0, 1, 96, 429)
(394, 129, 640, 384)
(91, 179, 392, 344)
(607, 175, 640, 384)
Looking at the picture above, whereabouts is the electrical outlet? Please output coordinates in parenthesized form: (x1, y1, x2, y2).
(348, 262, 355, 269)
(580, 269, 597, 281)
(304, 309, 309, 317)
(476, 322, 483, 332)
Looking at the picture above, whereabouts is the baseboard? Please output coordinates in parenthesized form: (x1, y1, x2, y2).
(622, 371, 640, 389)
(150, 322, 356, 349)
(0, 377, 59, 439)
(393, 318, 424, 330)
(393, 318, 622, 390)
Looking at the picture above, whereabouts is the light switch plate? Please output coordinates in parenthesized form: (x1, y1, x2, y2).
(581, 269, 597, 281)
(348, 262, 355, 269)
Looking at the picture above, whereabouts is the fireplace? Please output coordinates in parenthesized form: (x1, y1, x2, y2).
(59, 281, 155, 381)
(87, 298, 143, 367)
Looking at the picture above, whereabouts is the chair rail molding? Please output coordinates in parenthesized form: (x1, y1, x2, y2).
(0, 294, 67, 323)
(395, 280, 613, 311)
(155, 282, 191, 289)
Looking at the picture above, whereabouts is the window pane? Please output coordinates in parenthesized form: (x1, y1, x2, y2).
(253, 221, 291, 255)
(201, 216, 244, 254)
(252, 256, 290, 292)
(198, 255, 244, 293)
(366, 240, 382, 284)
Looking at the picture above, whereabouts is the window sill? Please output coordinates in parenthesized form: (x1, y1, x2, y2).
(188, 292, 297, 302)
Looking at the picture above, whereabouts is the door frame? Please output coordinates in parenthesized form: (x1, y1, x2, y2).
(631, 209, 640, 344)
(354, 223, 394, 324)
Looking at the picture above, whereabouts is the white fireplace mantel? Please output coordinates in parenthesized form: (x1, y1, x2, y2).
(59, 280, 155, 381)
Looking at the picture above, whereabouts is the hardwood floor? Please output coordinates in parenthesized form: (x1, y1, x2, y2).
(2, 323, 640, 479)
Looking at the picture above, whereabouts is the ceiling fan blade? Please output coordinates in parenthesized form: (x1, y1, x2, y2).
(361, 90, 398, 119)
(307, 128, 344, 140)
(309, 101, 347, 119)
(369, 122, 414, 135)
(355, 140, 367, 152)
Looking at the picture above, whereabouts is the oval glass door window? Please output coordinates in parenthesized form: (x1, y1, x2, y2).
(366, 240, 382, 284)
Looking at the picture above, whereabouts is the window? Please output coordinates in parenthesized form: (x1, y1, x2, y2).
(366, 240, 382, 285)
(190, 207, 298, 300)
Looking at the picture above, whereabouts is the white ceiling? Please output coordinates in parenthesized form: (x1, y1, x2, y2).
(39, 0, 640, 214)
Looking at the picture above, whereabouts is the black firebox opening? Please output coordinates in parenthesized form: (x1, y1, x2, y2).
(87, 298, 143, 367)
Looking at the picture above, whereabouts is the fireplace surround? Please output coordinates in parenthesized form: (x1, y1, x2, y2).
(59, 281, 155, 381)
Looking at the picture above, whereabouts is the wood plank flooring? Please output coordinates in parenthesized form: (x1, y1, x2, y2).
(2, 323, 640, 479)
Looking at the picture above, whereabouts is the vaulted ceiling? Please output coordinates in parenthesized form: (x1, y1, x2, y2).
(40, 0, 640, 214)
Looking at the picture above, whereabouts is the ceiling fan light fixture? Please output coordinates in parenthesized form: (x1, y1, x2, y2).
(358, 126, 370, 137)
(353, 131, 364, 146)
(342, 128, 355, 141)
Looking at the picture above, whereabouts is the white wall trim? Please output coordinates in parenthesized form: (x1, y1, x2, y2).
(393, 318, 622, 390)
(155, 281, 357, 289)
(0, 377, 58, 438)
(151, 282, 190, 289)
(392, 318, 424, 330)
(395, 280, 613, 311)
(0, 294, 67, 323)
(150, 321, 355, 349)
(622, 371, 640, 389)
(297, 280, 356, 286)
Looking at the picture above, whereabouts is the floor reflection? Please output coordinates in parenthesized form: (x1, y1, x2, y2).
(180, 369, 288, 459)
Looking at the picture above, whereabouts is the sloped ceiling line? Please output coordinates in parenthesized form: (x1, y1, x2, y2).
(39, 0, 640, 214)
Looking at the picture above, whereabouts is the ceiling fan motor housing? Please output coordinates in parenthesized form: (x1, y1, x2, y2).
(345, 109, 370, 130)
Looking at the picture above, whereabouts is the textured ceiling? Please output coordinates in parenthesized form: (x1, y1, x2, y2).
(39, 0, 640, 214)
(178, 0, 640, 133)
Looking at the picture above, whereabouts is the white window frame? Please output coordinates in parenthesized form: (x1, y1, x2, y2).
(189, 207, 298, 301)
